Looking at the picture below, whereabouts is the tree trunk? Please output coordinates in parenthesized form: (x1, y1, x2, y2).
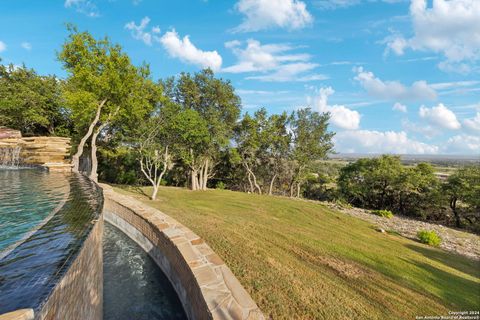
(89, 120, 109, 182)
(202, 158, 209, 190)
(191, 169, 198, 191)
(246, 171, 254, 193)
(296, 182, 301, 198)
(450, 197, 461, 228)
(72, 99, 106, 172)
(244, 163, 261, 194)
(268, 173, 277, 195)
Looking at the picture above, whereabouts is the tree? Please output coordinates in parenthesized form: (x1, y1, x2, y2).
(162, 69, 241, 190)
(444, 166, 480, 228)
(0, 62, 71, 136)
(289, 108, 334, 197)
(136, 116, 173, 200)
(234, 109, 267, 194)
(59, 25, 155, 181)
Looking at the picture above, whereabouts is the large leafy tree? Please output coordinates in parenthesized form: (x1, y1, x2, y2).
(162, 69, 241, 190)
(58, 25, 156, 181)
(234, 108, 291, 195)
(0, 62, 71, 136)
(444, 165, 480, 227)
(234, 109, 268, 194)
(290, 108, 334, 197)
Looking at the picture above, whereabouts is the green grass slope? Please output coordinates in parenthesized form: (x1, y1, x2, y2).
(115, 186, 480, 320)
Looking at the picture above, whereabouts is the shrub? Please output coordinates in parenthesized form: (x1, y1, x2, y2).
(417, 230, 441, 247)
(372, 209, 394, 219)
(216, 181, 226, 190)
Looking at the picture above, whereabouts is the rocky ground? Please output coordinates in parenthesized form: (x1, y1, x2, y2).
(324, 202, 480, 260)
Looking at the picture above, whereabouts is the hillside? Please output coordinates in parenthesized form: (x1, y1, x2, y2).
(115, 186, 480, 320)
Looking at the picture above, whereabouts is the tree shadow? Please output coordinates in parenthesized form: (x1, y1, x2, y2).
(404, 258, 480, 310)
(405, 243, 480, 279)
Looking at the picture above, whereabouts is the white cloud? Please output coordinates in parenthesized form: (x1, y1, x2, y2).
(392, 102, 407, 113)
(0, 41, 6, 52)
(419, 103, 461, 130)
(21, 42, 32, 51)
(385, 0, 480, 73)
(311, 87, 361, 130)
(354, 66, 437, 101)
(233, 0, 313, 32)
(125, 17, 160, 46)
(402, 119, 439, 138)
(334, 130, 439, 154)
(223, 39, 326, 82)
(64, 0, 99, 17)
(463, 112, 480, 132)
(444, 134, 480, 154)
(315, 0, 406, 10)
(160, 30, 222, 71)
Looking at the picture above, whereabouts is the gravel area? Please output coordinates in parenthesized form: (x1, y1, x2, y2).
(324, 203, 480, 261)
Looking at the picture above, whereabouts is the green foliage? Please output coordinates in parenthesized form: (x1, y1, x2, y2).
(59, 24, 158, 142)
(290, 108, 335, 196)
(443, 165, 480, 228)
(98, 147, 141, 185)
(216, 181, 226, 190)
(0, 62, 71, 136)
(372, 209, 394, 219)
(338, 156, 440, 219)
(417, 230, 442, 247)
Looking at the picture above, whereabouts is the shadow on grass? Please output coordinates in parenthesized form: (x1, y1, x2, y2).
(406, 258, 480, 310)
(405, 244, 480, 279)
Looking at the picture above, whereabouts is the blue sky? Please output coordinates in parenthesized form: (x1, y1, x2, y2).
(0, 0, 479, 155)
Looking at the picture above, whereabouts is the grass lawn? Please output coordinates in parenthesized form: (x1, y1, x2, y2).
(115, 185, 480, 320)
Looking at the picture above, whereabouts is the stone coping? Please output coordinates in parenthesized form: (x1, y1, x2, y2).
(101, 184, 264, 320)
(0, 309, 34, 320)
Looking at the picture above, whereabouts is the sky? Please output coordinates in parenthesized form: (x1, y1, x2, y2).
(0, 0, 479, 155)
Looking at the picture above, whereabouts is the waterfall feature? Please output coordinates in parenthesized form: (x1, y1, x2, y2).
(0, 146, 22, 168)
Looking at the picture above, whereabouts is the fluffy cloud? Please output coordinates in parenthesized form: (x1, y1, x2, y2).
(0, 41, 6, 52)
(125, 17, 161, 46)
(160, 30, 222, 71)
(354, 67, 437, 101)
(64, 0, 99, 17)
(315, 0, 404, 10)
(223, 39, 325, 82)
(444, 134, 480, 154)
(311, 87, 361, 130)
(463, 112, 480, 132)
(334, 130, 439, 154)
(233, 0, 313, 32)
(392, 102, 407, 113)
(21, 42, 31, 50)
(419, 103, 461, 130)
(385, 0, 480, 73)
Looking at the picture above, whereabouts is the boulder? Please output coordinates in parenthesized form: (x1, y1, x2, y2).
(0, 127, 22, 139)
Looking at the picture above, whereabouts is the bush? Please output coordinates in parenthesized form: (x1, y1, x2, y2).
(372, 209, 394, 219)
(216, 181, 226, 190)
(417, 230, 441, 247)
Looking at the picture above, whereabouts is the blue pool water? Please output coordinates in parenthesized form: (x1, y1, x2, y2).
(103, 222, 187, 320)
(0, 169, 103, 314)
(0, 169, 70, 253)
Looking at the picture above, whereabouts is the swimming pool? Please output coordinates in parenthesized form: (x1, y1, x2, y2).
(0, 168, 103, 315)
(0, 169, 70, 254)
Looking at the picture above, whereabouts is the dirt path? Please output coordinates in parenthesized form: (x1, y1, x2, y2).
(324, 203, 480, 260)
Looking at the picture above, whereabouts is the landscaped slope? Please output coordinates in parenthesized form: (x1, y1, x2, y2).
(116, 186, 480, 320)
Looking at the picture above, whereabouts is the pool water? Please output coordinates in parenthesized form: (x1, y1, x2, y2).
(0, 169, 69, 254)
(103, 222, 187, 320)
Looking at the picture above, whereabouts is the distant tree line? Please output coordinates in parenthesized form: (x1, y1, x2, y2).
(1, 26, 478, 232)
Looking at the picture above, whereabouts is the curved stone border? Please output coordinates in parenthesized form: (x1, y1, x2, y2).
(101, 184, 264, 320)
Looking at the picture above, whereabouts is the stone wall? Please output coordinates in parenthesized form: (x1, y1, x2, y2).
(102, 185, 264, 320)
